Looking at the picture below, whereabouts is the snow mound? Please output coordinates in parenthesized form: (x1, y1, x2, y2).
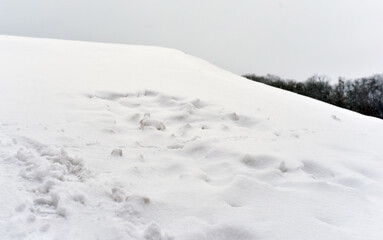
(0, 35, 383, 240)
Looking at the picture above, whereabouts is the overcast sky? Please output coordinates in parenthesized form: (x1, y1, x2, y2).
(0, 0, 382, 81)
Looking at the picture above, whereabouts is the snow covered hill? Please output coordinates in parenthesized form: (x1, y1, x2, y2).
(1, 35, 383, 240)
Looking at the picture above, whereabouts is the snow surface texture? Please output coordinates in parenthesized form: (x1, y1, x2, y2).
(0, 35, 383, 240)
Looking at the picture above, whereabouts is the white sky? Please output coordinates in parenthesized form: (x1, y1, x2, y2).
(0, 0, 382, 81)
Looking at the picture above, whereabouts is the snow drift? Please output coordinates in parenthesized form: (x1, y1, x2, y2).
(0, 35, 383, 240)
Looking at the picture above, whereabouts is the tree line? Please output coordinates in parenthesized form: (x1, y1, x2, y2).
(243, 74, 383, 119)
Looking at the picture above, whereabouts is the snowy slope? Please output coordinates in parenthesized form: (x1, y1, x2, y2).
(1, 35, 383, 240)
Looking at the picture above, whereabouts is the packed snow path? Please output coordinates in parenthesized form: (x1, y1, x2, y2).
(1, 36, 383, 240)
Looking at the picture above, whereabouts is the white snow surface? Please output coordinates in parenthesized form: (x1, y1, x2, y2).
(1, 35, 383, 240)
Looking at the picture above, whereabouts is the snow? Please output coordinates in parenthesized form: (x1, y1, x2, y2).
(1, 35, 383, 240)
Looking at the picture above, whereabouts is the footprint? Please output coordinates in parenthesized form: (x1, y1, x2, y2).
(15, 204, 26, 212)
(143, 223, 173, 240)
(71, 193, 86, 204)
(110, 187, 126, 203)
(183, 141, 210, 157)
(190, 98, 207, 109)
(119, 100, 141, 108)
(39, 224, 50, 232)
(278, 161, 287, 173)
(331, 115, 341, 121)
(241, 154, 279, 169)
(34, 193, 60, 208)
(26, 215, 36, 223)
(203, 224, 255, 240)
(302, 160, 335, 179)
(201, 125, 210, 130)
(111, 149, 123, 157)
(141, 89, 158, 97)
(167, 144, 184, 149)
(228, 112, 240, 121)
(126, 195, 151, 205)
